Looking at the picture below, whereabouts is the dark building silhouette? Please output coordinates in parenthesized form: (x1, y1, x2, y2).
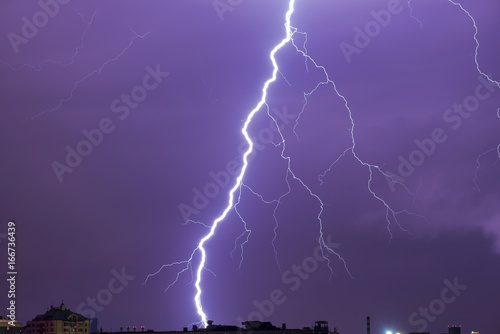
(0, 317, 22, 334)
(98, 321, 338, 334)
(448, 326, 461, 334)
(23, 302, 90, 334)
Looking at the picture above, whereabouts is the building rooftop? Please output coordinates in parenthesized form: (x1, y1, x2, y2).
(98, 320, 337, 334)
(30, 302, 89, 322)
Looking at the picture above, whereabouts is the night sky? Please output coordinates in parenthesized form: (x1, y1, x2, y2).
(1, 1, 500, 334)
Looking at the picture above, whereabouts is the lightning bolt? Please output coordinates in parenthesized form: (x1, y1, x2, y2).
(182, 220, 211, 228)
(0, 9, 97, 72)
(473, 143, 500, 192)
(288, 26, 424, 243)
(446, 1, 500, 191)
(65, 8, 98, 66)
(148, 0, 354, 324)
(269, 177, 292, 273)
(189, 1, 298, 325)
(231, 178, 292, 273)
(201, 72, 218, 104)
(146, 1, 298, 327)
(144, 257, 194, 292)
(447, 0, 499, 88)
(214, 22, 364, 279)
(26, 26, 152, 120)
(231, 184, 272, 270)
(230, 185, 253, 269)
(147, 0, 435, 325)
(407, 0, 423, 28)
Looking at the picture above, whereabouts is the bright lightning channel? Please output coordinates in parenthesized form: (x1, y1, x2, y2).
(145, 1, 298, 327)
(189, 1, 297, 325)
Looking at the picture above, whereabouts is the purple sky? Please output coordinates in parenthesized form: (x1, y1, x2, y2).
(1, 0, 500, 334)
